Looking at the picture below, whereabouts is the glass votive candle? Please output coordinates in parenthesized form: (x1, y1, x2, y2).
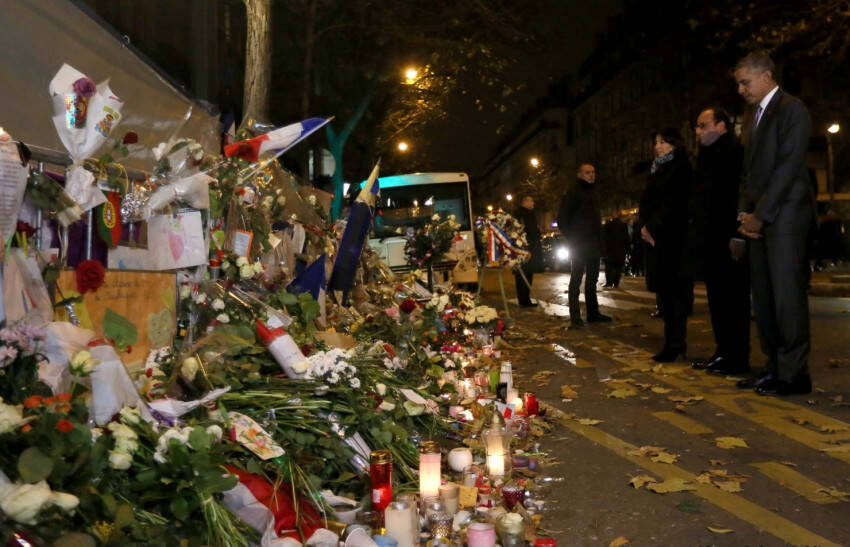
(385, 501, 416, 547)
(420, 496, 444, 519)
(429, 511, 453, 539)
(501, 484, 526, 510)
(467, 522, 497, 547)
(496, 513, 526, 547)
(396, 494, 419, 537)
(462, 464, 484, 487)
(439, 483, 460, 515)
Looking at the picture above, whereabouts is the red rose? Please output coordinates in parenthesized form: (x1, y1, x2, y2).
(76, 259, 105, 294)
(122, 131, 138, 144)
(400, 299, 417, 314)
(56, 419, 74, 433)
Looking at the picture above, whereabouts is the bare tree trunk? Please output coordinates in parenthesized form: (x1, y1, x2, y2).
(242, 0, 272, 124)
(301, 0, 316, 119)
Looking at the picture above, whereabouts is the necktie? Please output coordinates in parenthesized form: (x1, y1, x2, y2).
(751, 105, 763, 139)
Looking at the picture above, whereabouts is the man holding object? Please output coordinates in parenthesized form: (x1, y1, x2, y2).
(734, 51, 815, 396)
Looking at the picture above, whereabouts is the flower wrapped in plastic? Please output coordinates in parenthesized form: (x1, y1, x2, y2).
(405, 213, 461, 268)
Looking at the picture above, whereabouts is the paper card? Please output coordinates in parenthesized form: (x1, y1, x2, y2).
(314, 331, 356, 349)
(228, 411, 285, 460)
(399, 388, 428, 405)
(0, 141, 29, 245)
(148, 212, 207, 270)
(231, 230, 254, 258)
(459, 485, 478, 508)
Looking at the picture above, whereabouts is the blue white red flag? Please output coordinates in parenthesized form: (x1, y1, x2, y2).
(224, 117, 331, 162)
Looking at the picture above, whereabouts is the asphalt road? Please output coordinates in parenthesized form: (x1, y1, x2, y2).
(488, 272, 850, 546)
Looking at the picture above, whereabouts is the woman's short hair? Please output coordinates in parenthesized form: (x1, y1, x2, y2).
(652, 127, 684, 150)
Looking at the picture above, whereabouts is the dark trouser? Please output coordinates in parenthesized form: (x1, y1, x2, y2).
(704, 252, 751, 364)
(749, 232, 810, 382)
(514, 267, 534, 305)
(657, 278, 691, 353)
(569, 255, 599, 320)
(605, 259, 624, 287)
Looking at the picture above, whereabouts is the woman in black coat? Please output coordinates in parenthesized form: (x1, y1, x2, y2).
(638, 128, 694, 361)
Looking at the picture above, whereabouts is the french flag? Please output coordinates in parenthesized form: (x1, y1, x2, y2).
(223, 117, 331, 162)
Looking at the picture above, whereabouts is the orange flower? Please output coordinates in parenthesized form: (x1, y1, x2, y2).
(43, 397, 55, 406)
(56, 419, 74, 433)
(55, 393, 72, 403)
(21, 424, 32, 433)
(56, 404, 72, 414)
(23, 395, 43, 408)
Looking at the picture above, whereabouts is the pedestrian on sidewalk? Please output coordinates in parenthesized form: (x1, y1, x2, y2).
(514, 195, 542, 307)
(687, 106, 751, 376)
(557, 162, 612, 326)
(603, 209, 631, 288)
(734, 51, 815, 396)
(638, 128, 694, 362)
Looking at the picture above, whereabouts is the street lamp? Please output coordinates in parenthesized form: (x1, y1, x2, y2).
(530, 157, 540, 168)
(397, 141, 409, 152)
(404, 67, 419, 84)
(505, 193, 513, 202)
(827, 122, 841, 204)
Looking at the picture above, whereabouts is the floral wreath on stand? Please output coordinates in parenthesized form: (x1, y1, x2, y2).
(404, 213, 461, 269)
(474, 210, 530, 270)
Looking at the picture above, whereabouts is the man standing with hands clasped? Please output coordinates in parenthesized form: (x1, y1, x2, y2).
(734, 51, 815, 396)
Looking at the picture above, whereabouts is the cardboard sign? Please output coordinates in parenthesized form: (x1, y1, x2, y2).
(56, 269, 176, 364)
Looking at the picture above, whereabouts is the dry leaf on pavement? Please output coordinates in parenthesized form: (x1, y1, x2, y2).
(714, 480, 743, 493)
(650, 451, 679, 464)
(609, 536, 630, 547)
(780, 461, 797, 467)
(577, 418, 603, 425)
(707, 526, 734, 534)
(709, 459, 729, 466)
(647, 478, 696, 494)
(651, 386, 672, 394)
(629, 475, 658, 489)
(668, 395, 704, 405)
(609, 387, 639, 398)
(817, 487, 850, 502)
(696, 473, 712, 484)
(820, 424, 849, 433)
(561, 385, 579, 398)
(628, 445, 666, 457)
(821, 444, 850, 453)
(715, 436, 749, 449)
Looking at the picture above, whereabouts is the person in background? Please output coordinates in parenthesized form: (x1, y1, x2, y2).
(688, 106, 751, 376)
(733, 51, 814, 396)
(514, 195, 542, 307)
(557, 162, 612, 326)
(603, 209, 631, 288)
(638, 129, 694, 362)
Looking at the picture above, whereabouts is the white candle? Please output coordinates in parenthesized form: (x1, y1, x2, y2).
(385, 502, 415, 547)
(487, 452, 505, 478)
(447, 448, 473, 472)
(509, 396, 523, 412)
(439, 483, 460, 516)
(505, 388, 519, 405)
(419, 443, 442, 499)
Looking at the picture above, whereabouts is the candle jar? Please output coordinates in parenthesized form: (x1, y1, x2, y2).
(370, 450, 393, 517)
(467, 522, 497, 547)
(385, 501, 415, 547)
(395, 494, 420, 538)
(483, 414, 511, 479)
(499, 361, 513, 390)
(448, 448, 473, 474)
(478, 484, 492, 508)
(420, 496, 444, 520)
(429, 511, 453, 539)
(438, 483, 459, 516)
(501, 484, 525, 510)
(496, 513, 526, 547)
(419, 441, 442, 499)
(523, 392, 539, 416)
(462, 464, 484, 487)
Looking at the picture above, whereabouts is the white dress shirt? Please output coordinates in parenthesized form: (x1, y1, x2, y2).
(756, 86, 779, 127)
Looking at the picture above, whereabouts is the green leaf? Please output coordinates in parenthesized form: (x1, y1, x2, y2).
(54, 533, 97, 547)
(189, 426, 212, 452)
(330, 472, 358, 483)
(170, 495, 190, 521)
(114, 504, 136, 528)
(103, 308, 138, 349)
(246, 459, 264, 476)
(18, 446, 54, 483)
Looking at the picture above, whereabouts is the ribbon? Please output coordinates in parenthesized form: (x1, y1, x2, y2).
(475, 217, 530, 265)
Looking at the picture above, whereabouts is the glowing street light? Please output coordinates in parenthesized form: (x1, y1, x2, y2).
(530, 157, 540, 168)
(397, 141, 409, 152)
(487, 205, 494, 212)
(404, 67, 419, 84)
(505, 193, 513, 201)
(828, 123, 841, 134)
(827, 123, 841, 204)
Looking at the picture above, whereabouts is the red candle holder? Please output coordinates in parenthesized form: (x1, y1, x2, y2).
(370, 450, 393, 518)
(523, 392, 539, 416)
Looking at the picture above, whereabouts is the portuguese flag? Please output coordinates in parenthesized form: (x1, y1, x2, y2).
(95, 191, 122, 247)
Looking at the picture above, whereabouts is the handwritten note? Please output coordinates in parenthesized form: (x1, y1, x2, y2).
(0, 142, 29, 244)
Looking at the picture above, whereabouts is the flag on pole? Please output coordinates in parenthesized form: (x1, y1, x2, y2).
(328, 162, 380, 297)
(287, 253, 327, 300)
(223, 117, 331, 162)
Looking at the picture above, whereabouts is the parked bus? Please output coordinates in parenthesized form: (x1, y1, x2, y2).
(363, 172, 479, 286)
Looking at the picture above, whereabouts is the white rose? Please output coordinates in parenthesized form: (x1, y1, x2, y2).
(239, 264, 255, 279)
(292, 360, 310, 375)
(432, 214, 441, 221)
(222, 260, 231, 270)
(194, 293, 207, 305)
(108, 450, 133, 470)
(181, 357, 199, 381)
(119, 406, 141, 425)
(308, 194, 317, 205)
(91, 427, 103, 440)
(69, 350, 98, 377)
(50, 491, 80, 512)
(0, 399, 24, 434)
(216, 314, 230, 324)
(179, 284, 192, 300)
(206, 425, 223, 441)
(328, 373, 340, 384)
(379, 400, 396, 412)
(0, 481, 51, 524)
(253, 261, 264, 274)
(349, 377, 361, 389)
(114, 436, 139, 454)
(376, 383, 387, 396)
(236, 256, 248, 267)
(212, 298, 225, 311)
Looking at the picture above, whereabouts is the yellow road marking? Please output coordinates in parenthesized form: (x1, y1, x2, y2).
(587, 339, 850, 465)
(652, 411, 714, 434)
(575, 357, 595, 368)
(550, 408, 841, 547)
(750, 462, 842, 504)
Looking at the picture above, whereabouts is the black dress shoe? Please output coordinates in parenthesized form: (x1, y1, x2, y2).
(706, 358, 751, 376)
(736, 373, 775, 389)
(652, 348, 686, 362)
(756, 375, 812, 396)
(519, 302, 538, 308)
(587, 313, 612, 323)
(691, 355, 720, 370)
(569, 318, 584, 329)
(650, 309, 663, 319)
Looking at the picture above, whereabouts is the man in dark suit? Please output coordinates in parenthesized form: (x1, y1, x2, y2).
(689, 107, 751, 376)
(603, 210, 631, 288)
(734, 51, 815, 396)
(557, 162, 612, 327)
(514, 195, 542, 307)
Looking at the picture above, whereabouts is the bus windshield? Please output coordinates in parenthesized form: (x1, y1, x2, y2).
(372, 181, 471, 237)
